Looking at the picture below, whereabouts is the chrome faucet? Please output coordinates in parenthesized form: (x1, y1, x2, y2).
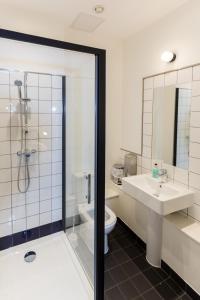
(158, 168, 168, 183)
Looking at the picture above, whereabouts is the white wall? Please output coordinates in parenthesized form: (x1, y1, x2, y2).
(122, 0, 200, 154)
(0, 7, 124, 186)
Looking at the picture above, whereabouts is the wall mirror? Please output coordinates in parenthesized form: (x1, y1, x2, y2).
(152, 83, 192, 170)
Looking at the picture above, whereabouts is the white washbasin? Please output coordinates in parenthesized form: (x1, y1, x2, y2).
(122, 174, 194, 216)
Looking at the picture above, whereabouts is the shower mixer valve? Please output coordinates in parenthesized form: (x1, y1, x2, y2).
(17, 149, 37, 158)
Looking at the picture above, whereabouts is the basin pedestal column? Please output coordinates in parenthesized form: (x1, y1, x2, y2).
(146, 208, 163, 268)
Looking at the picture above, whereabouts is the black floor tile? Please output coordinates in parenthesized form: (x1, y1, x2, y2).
(121, 260, 140, 277)
(104, 271, 115, 291)
(119, 279, 139, 299)
(133, 255, 151, 272)
(104, 220, 195, 300)
(181, 293, 193, 300)
(143, 268, 164, 285)
(131, 273, 151, 293)
(106, 286, 125, 300)
(142, 288, 163, 300)
(166, 277, 184, 297)
(109, 265, 129, 285)
(155, 282, 178, 299)
(105, 253, 117, 271)
(113, 248, 130, 265)
(109, 239, 121, 253)
(124, 244, 143, 259)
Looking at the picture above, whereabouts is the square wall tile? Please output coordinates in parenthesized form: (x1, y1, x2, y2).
(39, 101, 52, 114)
(12, 218, 26, 234)
(0, 155, 11, 169)
(40, 199, 51, 213)
(39, 151, 51, 164)
(177, 68, 192, 84)
(40, 211, 51, 226)
(0, 195, 11, 210)
(0, 208, 11, 223)
(27, 202, 39, 217)
(0, 222, 12, 237)
(27, 87, 38, 100)
(143, 113, 152, 124)
(52, 185, 62, 198)
(39, 87, 51, 101)
(144, 78, 153, 89)
(143, 101, 152, 113)
(144, 89, 153, 101)
(191, 96, 200, 111)
(52, 209, 62, 222)
(52, 162, 62, 175)
(190, 127, 200, 143)
(0, 127, 10, 141)
(0, 182, 11, 197)
(27, 214, 39, 229)
(52, 174, 62, 187)
(189, 157, 200, 174)
(39, 126, 51, 139)
(52, 197, 62, 210)
(154, 74, 164, 88)
(39, 114, 51, 126)
(0, 169, 11, 183)
(189, 172, 200, 189)
(143, 124, 152, 135)
(39, 163, 52, 176)
(12, 193, 25, 207)
(52, 150, 62, 163)
(142, 157, 151, 170)
(193, 66, 200, 81)
(52, 89, 62, 101)
(0, 113, 10, 127)
(12, 205, 26, 221)
(52, 114, 62, 126)
(164, 71, 177, 86)
(143, 135, 152, 147)
(40, 175, 51, 189)
(39, 139, 51, 152)
(27, 73, 38, 86)
(40, 188, 51, 201)
(142, 146, 151, 158)
(26, 190, 39, 204)
(52, 138, 62, 150)
(137, 155, 142, 166)
(52, 101, 62, 114)
(39, 74, 51, 87)
(174, 167, 188, 185)
(52, 126, 62, 138)
(52, 76, 62, 89)
(190, 143, 200, 159)
(0, 99, 11, 113)
(192, 81, 200, 97)
(191, 112, 200, 127)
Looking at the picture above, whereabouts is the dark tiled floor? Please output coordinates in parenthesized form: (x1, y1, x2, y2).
(104, 221, 193, 300)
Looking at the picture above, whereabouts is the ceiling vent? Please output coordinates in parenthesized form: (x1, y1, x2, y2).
(71, 13, 104, 32)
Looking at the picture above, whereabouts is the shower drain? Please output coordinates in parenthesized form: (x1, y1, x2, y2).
(24, 251, 36, 263)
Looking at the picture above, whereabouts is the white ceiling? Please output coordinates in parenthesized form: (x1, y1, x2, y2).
(0, 0, 189, 39)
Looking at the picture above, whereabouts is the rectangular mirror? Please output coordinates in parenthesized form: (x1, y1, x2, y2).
(152, 83, 192, 170)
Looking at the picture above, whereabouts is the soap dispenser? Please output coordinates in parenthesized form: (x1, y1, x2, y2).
(152, 163, 159, 178)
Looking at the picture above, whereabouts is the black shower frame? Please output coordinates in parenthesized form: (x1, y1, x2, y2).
(0, 28, 106, 300)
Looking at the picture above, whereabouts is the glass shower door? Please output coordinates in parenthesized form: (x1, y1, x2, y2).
(65, 57, 96, 285)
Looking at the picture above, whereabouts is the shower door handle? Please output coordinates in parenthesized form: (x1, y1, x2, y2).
(86, 174, 91, 204)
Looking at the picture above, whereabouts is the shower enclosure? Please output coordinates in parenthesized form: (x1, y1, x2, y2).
(0, 29, 105, 300)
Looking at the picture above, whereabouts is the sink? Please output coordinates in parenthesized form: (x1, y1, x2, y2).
(122, 174, 194, 267)
(122, 174, 194, 216)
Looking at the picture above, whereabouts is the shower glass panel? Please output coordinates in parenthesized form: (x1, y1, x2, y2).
(0, 35, 103, 294)
(65, 64, 96, 285)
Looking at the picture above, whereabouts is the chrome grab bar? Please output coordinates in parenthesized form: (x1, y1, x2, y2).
(86, 173, 91, 204)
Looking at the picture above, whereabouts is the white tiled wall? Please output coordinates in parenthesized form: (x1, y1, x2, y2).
(140, 65, 200, 222)
(0, 70, 63, 237)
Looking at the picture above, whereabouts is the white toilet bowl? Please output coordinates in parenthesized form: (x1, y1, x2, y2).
(78, 203, 117, 254)
(104, 205, 117, 254)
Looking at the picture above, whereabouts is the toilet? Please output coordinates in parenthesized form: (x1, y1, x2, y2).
(78, 203, 117, 254)
(104, 205, 117, 254)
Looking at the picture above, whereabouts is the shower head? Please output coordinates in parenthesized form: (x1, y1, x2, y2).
(14, 80, 23, 99)
(14, 80, 23, 87)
